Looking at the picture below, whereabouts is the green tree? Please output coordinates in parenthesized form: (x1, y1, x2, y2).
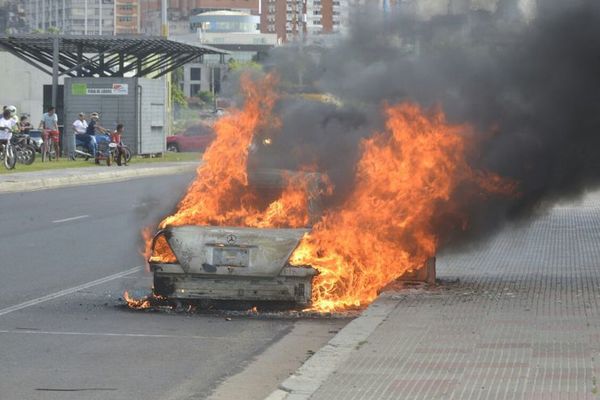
(227, 58, 262, 72)
(170, 67, 188, 109)
(197, 91, 214, 105)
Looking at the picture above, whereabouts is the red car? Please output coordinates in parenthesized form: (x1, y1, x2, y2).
(167, 123, 214, 152)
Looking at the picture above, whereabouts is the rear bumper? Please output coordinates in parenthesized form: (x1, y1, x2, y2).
(151, 263, 317, 306)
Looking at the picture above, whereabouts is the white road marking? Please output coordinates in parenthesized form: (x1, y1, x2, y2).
(0, 329, 247, 341)
(52, 214, 89, 223)
(0, 266, 143, 317)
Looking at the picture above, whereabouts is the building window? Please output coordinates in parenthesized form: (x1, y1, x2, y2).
(190, 84, 201, 96)
(190, 67, 201, 81)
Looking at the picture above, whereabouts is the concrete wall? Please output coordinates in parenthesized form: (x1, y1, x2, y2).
(138, 78, 167, 155)
(64, 77, 167, 155)
(64, 77, 138, 154)
(0, 50, 56, 126)
(183, 63, 225, 97)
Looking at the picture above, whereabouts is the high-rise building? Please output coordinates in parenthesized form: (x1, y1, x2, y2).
(22, 0, 141, 35)
(259, 0, 342, 43)
(0, 0, 27, 33)
(114, 0, 141, 34)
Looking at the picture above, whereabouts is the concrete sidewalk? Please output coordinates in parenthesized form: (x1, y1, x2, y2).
(269, 191, 600, 400)
(0, 161, 198, 193)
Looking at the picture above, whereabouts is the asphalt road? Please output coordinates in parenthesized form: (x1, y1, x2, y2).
(0, 174, 344, 400)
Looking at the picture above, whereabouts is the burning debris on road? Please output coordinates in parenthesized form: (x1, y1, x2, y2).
(128, 1, 600, 313)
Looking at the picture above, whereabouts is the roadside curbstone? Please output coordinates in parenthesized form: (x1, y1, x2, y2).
(265, 296, 400, 400)
(0, 162, 198, 193)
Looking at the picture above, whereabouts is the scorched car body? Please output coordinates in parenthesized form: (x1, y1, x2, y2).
(149, 226, 317, 307)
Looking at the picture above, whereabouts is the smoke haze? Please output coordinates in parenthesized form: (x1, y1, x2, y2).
(253, 0, 600, 249)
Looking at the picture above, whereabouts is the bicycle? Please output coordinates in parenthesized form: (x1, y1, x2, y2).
(40, 130, 56, 162)
(0, 127, 16, 170)
(112, 142, 132, 166)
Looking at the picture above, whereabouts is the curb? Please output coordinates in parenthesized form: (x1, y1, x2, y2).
(0, 163, 198, 194)
(264, 295, 400, 400)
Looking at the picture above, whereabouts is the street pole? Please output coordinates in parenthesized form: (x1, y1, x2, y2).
(51, 35, 61, 155)
(84, 0, 88, 35)
(52, 35, 59, 109)
(161, 0, 168, 37)
(161, 0, 171, 154)
(99, 0, 103, 35)
(211, 66, 216, 112)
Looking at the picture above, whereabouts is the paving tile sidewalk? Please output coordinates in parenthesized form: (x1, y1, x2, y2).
(271, 192, 600, 400)
(0, 161, 198, 193)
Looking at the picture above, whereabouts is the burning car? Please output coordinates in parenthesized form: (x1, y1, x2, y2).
(148, 169, 325, 308)
(149, 226, 317, 307)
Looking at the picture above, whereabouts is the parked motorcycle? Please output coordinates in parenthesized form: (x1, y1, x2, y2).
(11, 133, 36, 165)
(72, 135, 93, 161)
(71, 133, 133, 166)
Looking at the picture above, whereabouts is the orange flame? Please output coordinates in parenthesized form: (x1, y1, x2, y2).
(145, 74, 515, 312)
(141, 227, 153, 267)
(158, 73, 300, 229)
(149, 234, 178, 263)
(289, 103, 515, 311)
(148, 74, 317, 263)
(123, 291, 151, 309)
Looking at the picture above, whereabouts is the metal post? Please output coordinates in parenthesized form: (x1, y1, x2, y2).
(84, 0, 88, 34)
(52, 35, 60, 155)
(52, 36, 59, 109)
(99, 0, 103, 35)
(41, 0, 46, 30)
(211, 66, 216, 112)
(77, 44, 83, 77)
(161, 0, 168, 37)
(162, 0, 171, 143)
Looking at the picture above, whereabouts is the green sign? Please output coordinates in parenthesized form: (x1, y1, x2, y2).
(72, 83, 87, 96)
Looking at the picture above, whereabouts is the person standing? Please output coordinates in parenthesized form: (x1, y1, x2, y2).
(111, 123, 127, 166)
(87, 112, 110, 163)
(39, 106, 60, 160)
(72, 112, 91, 158)
(18, 115, 32, 134)
(0, 108, 17, 140)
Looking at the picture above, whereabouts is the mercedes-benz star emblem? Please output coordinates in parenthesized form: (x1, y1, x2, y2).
(226, 234, 237, 245)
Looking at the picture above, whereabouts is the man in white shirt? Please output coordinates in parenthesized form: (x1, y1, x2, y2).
(72, 112, 92, 158)
(0, 108, 17, 141)
(73, 112, 88, 135)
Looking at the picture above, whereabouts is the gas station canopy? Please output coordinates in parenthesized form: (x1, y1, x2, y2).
(0, 34, 228, 78)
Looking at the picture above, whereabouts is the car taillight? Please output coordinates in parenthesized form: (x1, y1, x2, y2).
(150, 231, 178, 263)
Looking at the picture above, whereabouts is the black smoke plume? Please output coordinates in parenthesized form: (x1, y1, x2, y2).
(252, 0, 600, 248)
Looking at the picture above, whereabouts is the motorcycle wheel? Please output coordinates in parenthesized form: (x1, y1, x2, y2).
(21, 145, 36, 165)
(106, 153, 112, 166)
(123, 147, 132, 164)
(4, 145, 16, 170)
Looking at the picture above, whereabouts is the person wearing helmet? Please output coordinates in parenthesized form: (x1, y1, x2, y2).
(6, 105, 18, 124)
(0, 109, 17, 154)
(39, 106, 60, 160)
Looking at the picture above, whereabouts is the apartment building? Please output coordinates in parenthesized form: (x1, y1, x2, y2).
(260, 0, 342, 43)
(23, 0, 140, 35)
(114, 0, 140, 34)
